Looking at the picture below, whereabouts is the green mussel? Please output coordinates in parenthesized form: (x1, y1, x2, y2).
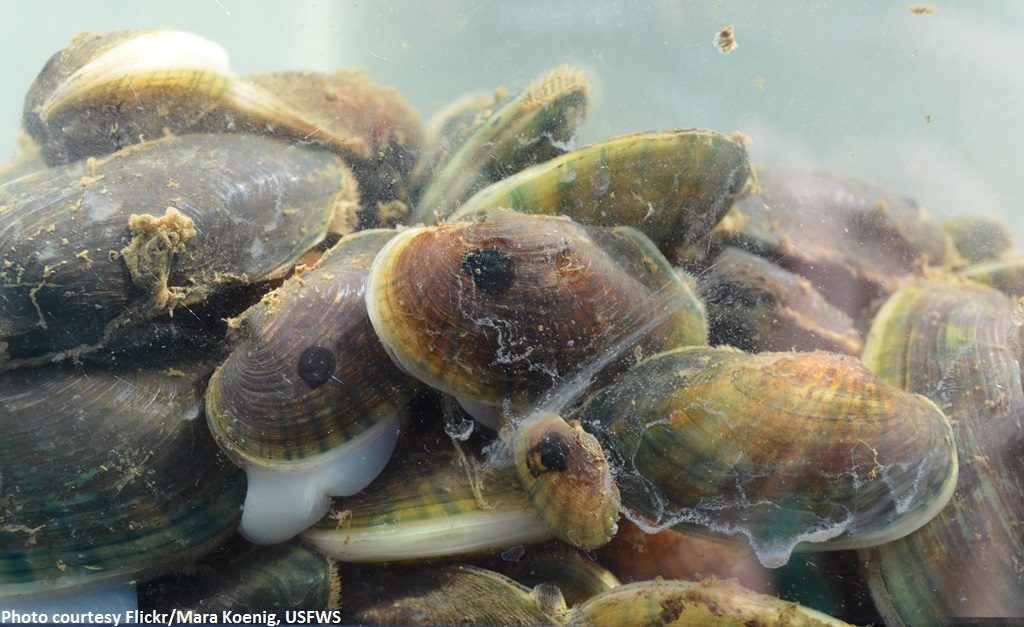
(860, 277, 1024, 622)
(584, 345, 958, 568)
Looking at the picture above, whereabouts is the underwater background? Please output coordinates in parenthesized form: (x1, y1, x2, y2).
(1, 0, 1022, 239)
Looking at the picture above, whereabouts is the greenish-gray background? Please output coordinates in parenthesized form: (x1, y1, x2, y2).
(2, 0, 1022, 239)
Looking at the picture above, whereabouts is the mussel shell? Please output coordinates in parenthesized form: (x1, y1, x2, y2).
(0, 133, 349, 364)
(412, 65, 589, 224)
(23, 29, 238, 165)
(958, 255, 1024, 299)
(449, 129, 752, 255)
(495, 543, 621, 607)
(0, 359, 244, 596)
(302, 436, 553, 562)
(366, 208, 707, 411)
(697, 246, 863, 355)
(511, 413, 619, 550)
(206, 229, 418, 466)
(139, 538, 338, 612)
(421, 89, 506, 180)
(942, 215, 1014, 264)
(566, 578, 852, 626)
(245, 70, 423, 224)
(723, 167, 960, 322)
(24, 30, 424, 189)
(860, 278, 1024, 621)
(584, 345, 958, 568)
(342, 564, 561, 626)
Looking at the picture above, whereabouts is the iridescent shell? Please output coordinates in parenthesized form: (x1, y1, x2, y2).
(449, 129, 752, 255)
(0, 133, 352, 366)
(302, 437, 553, 562)
(412, 65, 589, 224)
(366, 208, 707, 413)
(138, 539, 338, 612)
(860, 278, 1024, 622)
(584, 345, 958, 568)
(0, 359, 244, 600)
(697, 246, 863, 355)
(206, 230, 421, 544)
(566, 578, 851, 626)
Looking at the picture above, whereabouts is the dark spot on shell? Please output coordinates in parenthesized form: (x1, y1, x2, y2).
(660, 597, 684, 623)
(526, 432, 569, 477)
(462, 247, 514, 295)
(297, 344, 336, 389)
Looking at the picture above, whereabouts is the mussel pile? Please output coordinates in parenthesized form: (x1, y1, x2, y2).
(0, 27, 1021, 625)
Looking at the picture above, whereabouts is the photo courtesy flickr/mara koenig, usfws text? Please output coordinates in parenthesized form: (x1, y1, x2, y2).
(0, 610, 343, 625)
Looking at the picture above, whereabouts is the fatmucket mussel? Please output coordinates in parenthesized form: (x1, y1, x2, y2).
(302, 431, 554, 562)
(0, 358, 244, 609)
(206, 230, 421, 544)
(367, 207, 707, 414)
(366, 207, 708, 547)
(860, 277, 1024, 622)
(583, 345, 958, 568)
(710, 166, 960, 324)
(447, 128, 753, 256)
(0, 133, 354, 366)
(412, 65, 590, 224)
(23, 29, 423, 224)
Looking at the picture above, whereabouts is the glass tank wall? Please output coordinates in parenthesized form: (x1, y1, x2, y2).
(0, 1, 1022, 625)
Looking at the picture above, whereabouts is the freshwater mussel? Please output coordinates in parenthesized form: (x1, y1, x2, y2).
(0, 132, 355, 366)
(0, 356, 245, 607)
(205, 229, 423, 545)
(22, 28, 422, 227)
(860, 277, 1024, 623)
(0, 25, 1003, 625)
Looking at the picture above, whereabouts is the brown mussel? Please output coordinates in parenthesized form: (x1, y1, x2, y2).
(23, 29, 422, 231)
(713, 166, 960, 324)
(696, 245, 863, 355)
(367, 207, 707, 415)
(206, 229, 421, 544)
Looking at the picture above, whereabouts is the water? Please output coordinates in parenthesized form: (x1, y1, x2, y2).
(2, 1, 1024, 241)
(2, 2, 1022, 622)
